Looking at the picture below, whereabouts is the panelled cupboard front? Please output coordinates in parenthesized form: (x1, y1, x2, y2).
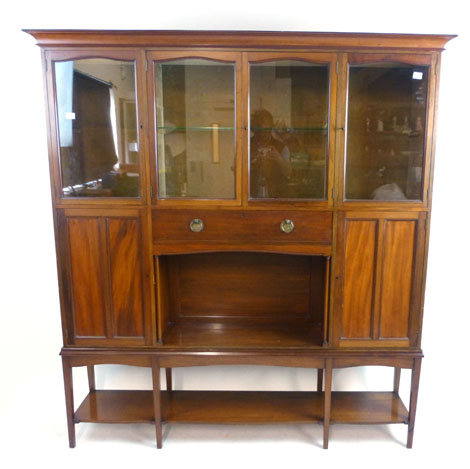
(26, 29, 454, 449)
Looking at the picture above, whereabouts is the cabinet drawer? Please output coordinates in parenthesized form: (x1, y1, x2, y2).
(153, 210, 332, 244)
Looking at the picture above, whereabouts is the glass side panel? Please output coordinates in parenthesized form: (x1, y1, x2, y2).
(54, 59, 139, 197)
(345, 63, 429, 201)
(155, 59, 236, 199)
(249, 60, 329, 200)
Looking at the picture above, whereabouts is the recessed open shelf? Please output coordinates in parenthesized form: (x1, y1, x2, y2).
(157, 252, 328, 348)
(162, 322, 323, 348)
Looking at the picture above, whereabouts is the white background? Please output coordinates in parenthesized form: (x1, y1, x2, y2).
(1, 1, 469, 468)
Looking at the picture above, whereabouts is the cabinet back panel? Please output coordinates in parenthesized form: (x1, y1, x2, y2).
(67, 217, 107, 337)
(167, 253, 324, 323)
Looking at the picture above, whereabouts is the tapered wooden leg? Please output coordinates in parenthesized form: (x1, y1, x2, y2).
(62, 356, 76, 448)
(87, 365, 96, 392)
(166, 368, 172, 391)
(323, 359, 332, 449)
(152, 358, 163, 449)
(407, 358, 421, 448)
(317, 368, 323, 392)
(393, 367, 401, 394)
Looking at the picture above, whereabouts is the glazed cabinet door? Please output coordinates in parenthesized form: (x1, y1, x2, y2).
(147, 51, 242, 204)
(45, 49, 148, 203)
(57, 208, 152, 346)
(246, 52, 337, 205)
(332, 211, 426, 347)
(338, 53, 437, 207)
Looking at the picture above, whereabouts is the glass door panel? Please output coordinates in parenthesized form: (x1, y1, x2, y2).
(54, 58, 139, 197)
(345, 62, 429, 201)
(154, 58, 236, 199)
(249, 60, 330, 200)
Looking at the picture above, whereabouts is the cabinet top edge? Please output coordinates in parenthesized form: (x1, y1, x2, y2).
(23, 29, 456, 51)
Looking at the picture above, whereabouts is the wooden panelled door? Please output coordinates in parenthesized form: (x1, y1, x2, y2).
(57, 208, 150, 346)
(333, 211, 426, 347)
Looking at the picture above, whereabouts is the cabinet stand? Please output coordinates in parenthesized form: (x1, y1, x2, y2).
(61, 350, 422, 448)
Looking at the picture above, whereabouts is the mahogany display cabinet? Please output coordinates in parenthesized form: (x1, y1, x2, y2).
(25, 29, 455, 449)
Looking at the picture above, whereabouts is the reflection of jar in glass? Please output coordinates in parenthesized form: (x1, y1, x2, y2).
(259, 177, 268, 197)
(377, 117, 384, 132)
(407, 165, 422, 200)
(415, 84, 425, 103)
(404, 116, 410, 130)
(415, 116, 423, 132)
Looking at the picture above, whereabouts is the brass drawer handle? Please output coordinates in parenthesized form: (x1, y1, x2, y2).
(189, 218, 204, 233)
(280, 219, 295, 234)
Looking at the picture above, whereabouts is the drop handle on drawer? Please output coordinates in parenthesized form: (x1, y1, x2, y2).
(189, 218, 204, 233)
(280, 219, 295, 234)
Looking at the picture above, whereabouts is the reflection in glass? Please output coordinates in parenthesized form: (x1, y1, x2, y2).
(346, 64, 428, 201)
(54, 59, 139, 197)
(250, 61, 329, 199)
(155, 59, 236, 199)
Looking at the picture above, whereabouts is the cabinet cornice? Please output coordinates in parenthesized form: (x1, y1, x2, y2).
(24, 29, 456, 51)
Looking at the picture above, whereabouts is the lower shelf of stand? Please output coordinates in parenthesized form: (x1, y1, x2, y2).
(74, 390, 408, 425)
(332, 392, 408, 424)
(163, 390, 323, 423)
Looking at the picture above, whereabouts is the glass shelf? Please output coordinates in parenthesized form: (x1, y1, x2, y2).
(157, 126, 235, 131)
(251, 127, 328, 132)
(157, 126, 328, 132)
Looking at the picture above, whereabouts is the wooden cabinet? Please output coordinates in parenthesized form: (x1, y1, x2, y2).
(25, 29, 455, 450)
